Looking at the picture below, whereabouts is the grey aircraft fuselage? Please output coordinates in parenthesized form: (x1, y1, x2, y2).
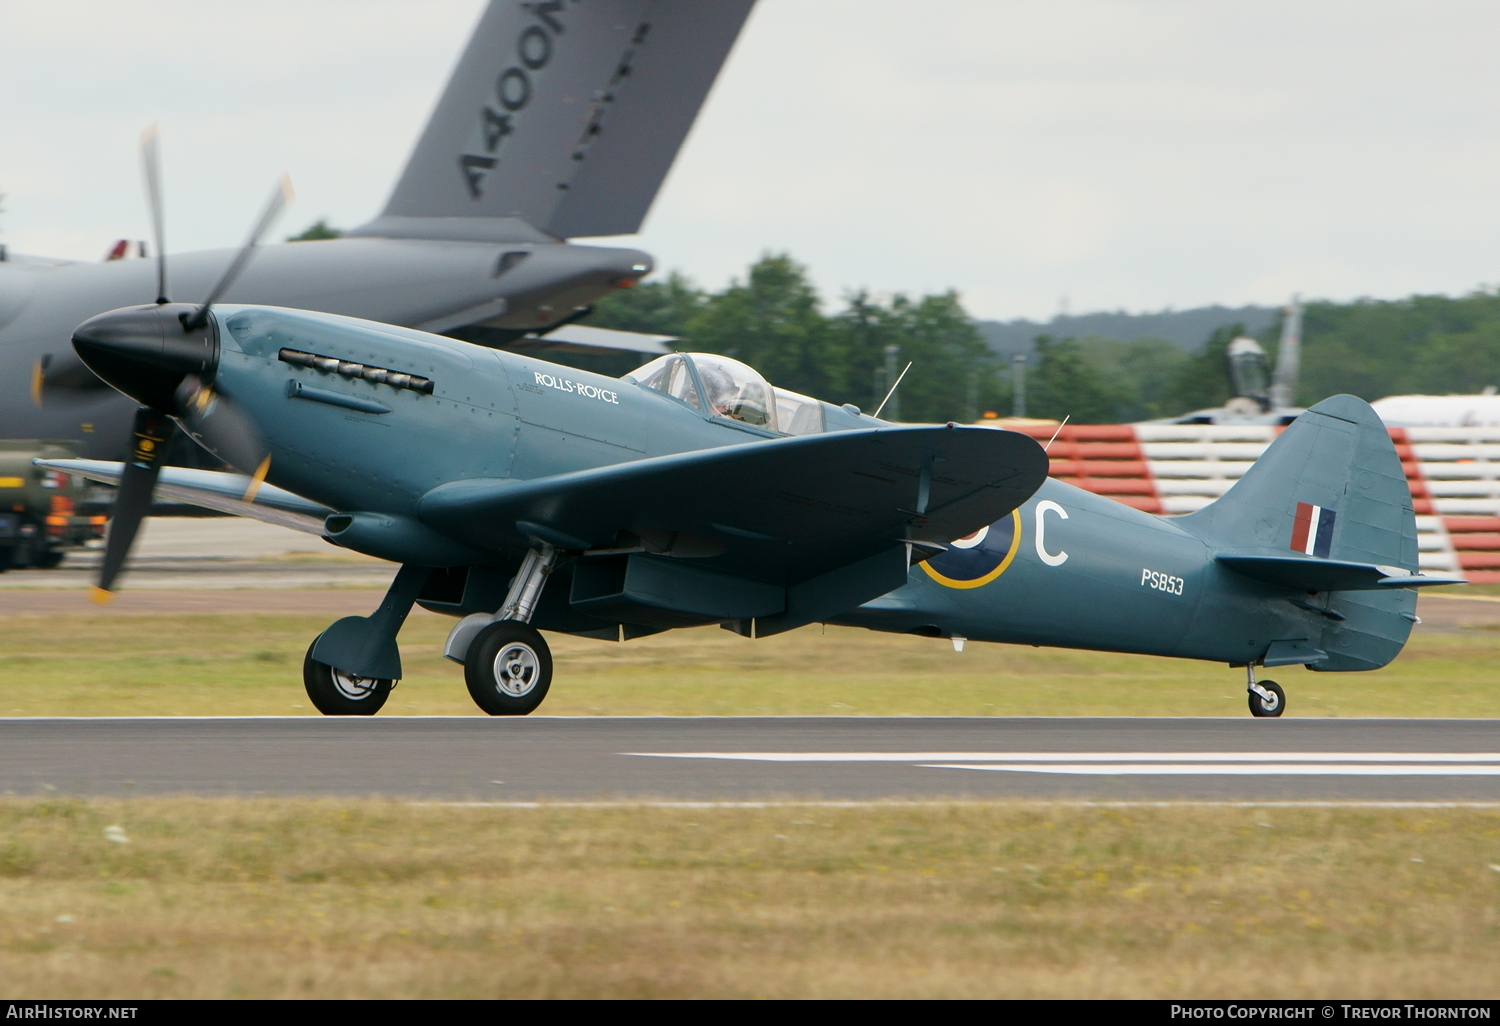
(3, 0, 760, 463)
(191, 305, 1417, 678)
(0, 232, 649, 459)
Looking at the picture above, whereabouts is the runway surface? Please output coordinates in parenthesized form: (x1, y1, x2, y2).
(4, 717, 1499, 802)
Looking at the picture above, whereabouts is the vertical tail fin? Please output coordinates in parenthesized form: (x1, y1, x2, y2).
(1180, 394, 1422, 671)
(375, 0, 755, 238)
(1181, 394, 1417, 569)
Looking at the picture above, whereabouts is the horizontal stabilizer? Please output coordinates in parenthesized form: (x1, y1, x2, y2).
(1216, 554, 1465, 592)
(36, 459, 330, 535)
(418, 424, 1049, 588)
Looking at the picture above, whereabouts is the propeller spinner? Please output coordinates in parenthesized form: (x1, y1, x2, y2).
(73, 126, 290, 602)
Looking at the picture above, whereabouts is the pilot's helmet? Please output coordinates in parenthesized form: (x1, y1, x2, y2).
(697, 362, 737, 412)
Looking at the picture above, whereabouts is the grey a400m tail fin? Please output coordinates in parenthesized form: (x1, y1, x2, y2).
(1179, 394, 1460, 671)
(373, 0, 755, 239)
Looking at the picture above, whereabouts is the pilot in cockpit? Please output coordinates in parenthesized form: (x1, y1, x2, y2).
(697, 362, 738, 420)
(694, 355, 773, 427)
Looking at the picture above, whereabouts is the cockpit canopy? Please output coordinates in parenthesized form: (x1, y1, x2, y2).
(627, 353, 825, 436)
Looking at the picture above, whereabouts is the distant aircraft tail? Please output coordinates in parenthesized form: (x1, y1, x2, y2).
(362, 0, 754, 242)
(1178, 394, 1438, 671)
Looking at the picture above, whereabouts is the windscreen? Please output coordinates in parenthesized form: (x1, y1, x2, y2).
(628, 354, 700, 409)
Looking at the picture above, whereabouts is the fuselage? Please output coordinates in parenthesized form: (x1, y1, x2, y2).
(198, 305, 1416, 674)
(209, 305, 875, 519)
(0, 234, 649, 458)
(831, 479, 1414, 671)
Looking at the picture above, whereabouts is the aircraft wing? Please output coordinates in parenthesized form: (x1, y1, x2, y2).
(418, 424, 1049, 586)
(35, 459, 331, 535)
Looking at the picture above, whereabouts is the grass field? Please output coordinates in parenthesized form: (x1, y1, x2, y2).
(2, 607, 1499, 717)
(0, 798, 1496, 998)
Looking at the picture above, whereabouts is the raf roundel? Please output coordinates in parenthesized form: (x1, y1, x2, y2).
(920, 509, 1023, 589)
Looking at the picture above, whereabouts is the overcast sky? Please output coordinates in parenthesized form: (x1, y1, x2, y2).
(4, 1, 1500, 321)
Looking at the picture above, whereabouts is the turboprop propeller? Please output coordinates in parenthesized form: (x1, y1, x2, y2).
(70, 125, 290, 601)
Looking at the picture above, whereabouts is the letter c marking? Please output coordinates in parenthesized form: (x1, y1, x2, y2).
(1034, 500, 1069, 567)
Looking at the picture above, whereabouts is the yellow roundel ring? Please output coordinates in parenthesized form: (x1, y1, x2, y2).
(919, 508, 1023, 589)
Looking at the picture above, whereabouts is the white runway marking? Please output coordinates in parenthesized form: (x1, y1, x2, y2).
(430, 800, 1500, 809)
(923, 763, 1500, 776)
(626, 752, 1500, 775)
(628, 752, 1500, 763)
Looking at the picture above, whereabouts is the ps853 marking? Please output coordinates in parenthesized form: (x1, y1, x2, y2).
(1142, 568, 1184, 596)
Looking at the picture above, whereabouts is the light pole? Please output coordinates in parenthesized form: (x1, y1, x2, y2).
(1012, 354, 1027, 418)
(883, 344, 901, 422)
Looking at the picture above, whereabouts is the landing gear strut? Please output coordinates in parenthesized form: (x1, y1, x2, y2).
(449, 545, 559, 716)
(304, 563, 426, 717)
(1246, 663, 1286, 718)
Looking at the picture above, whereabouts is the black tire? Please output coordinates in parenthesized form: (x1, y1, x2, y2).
(1248, 680, 1286, 718)
(302, 636, 392, 716)
(465, 620, 552, 716)
(33, 549, 65, 569)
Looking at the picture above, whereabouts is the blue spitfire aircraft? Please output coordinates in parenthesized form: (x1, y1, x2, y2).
(45, 287, 1462, 718)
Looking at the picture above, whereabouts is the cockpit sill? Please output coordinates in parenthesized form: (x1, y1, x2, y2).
(626, 352, 880, 438)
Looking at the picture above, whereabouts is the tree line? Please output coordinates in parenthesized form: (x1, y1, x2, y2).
(587, 255, 1003, 423)
(588, 253, 1500, 423)
(1090, 289, 1500, 422)
(585, 252, 1221, 422)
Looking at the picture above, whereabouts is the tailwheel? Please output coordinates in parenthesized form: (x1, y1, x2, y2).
(1248, 680, 1286, 718)
(465, 620, 552, 716)
(303, 636, 392, 716)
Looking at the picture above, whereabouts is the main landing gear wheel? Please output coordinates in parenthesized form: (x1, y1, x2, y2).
(1248, 680, 1286, 718)
(303, 636, 392, 716)
(465, 620, 552, 716)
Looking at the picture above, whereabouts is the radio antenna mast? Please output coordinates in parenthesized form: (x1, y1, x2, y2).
(873, 361, 912, 419)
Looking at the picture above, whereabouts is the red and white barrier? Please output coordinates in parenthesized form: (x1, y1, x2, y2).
(1000, 423, 1500, 583)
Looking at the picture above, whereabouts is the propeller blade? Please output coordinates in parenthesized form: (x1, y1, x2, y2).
(94, 407, 176, 602)
(32, 353, 112, 408)
(139, 123, 169, 305)
(173, 375, 270, 484)
(183, 174, 294, 331)
(30, 356, 48, 408)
